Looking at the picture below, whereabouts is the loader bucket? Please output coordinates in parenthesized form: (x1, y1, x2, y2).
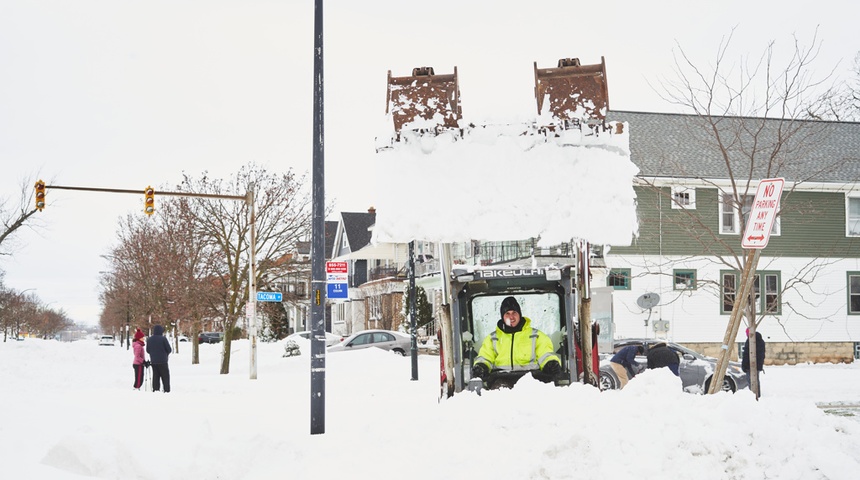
(386, 66, 461, 134)
(534, 57, 609, 125)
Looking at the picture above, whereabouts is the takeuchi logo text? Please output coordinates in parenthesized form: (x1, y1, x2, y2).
(475, 269, 547, 278)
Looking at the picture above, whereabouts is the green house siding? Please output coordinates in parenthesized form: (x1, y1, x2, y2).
(612, 187, 860, 258)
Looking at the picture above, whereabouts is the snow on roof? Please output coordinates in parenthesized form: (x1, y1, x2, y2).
(371, 121, 639, 246)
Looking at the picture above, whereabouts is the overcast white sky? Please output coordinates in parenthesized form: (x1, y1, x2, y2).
(1, 0, 858, 325)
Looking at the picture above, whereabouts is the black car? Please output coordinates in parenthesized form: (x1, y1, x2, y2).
(198, 332, 224, 344)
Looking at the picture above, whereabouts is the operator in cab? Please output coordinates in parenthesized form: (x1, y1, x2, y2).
(472, 296, 561, 388)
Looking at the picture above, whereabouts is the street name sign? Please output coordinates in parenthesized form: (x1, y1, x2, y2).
(256, 291, 283, 302)
(741, 178, 784, 249)
(326, 261, 349, 300)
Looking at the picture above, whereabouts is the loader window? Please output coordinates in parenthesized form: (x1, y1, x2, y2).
(470, 293, 562, 351)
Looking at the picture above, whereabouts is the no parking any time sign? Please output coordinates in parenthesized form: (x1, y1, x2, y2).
(741, 178, 784, 249)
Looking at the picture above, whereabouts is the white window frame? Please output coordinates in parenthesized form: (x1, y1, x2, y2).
(671, 186, 696, 209)
(847, 195, 860, 237)
(719, 192, 780, 236)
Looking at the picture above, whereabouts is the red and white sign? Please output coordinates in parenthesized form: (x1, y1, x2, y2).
(326, 261, 349, 300)
(326, 261, 348, 274)
(741, 178, 784, 249)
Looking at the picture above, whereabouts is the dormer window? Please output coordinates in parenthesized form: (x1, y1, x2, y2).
(671, 186, 696, 209)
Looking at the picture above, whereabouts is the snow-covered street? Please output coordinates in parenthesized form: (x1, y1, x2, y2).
(1, 337, 858, 479)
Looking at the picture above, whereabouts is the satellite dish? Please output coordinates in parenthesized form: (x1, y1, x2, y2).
(637, 293, 660, 310)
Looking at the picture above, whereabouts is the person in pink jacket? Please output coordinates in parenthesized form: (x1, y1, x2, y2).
(132, 328, 147, 390)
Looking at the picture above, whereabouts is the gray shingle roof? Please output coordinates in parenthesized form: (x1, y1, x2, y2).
(608, 110, 860, 184)
(341, 212, 376, 252)
(325, 220, 338, 259)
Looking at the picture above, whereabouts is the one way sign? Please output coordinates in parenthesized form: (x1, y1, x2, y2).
(741, 178, 784, 249)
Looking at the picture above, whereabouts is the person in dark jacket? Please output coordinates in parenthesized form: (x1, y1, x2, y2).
(609, 344, 644, 389)
(646, 342, 680, 376)
(146, 325, 172, 393)
(742, 327, 766, 396)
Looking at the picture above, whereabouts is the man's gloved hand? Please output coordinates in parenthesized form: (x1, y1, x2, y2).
(472, 363, 489, 380)
(144, 360, 151, 368)
(542, 360, 561, 375)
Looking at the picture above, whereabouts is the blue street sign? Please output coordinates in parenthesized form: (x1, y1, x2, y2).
(327, 283, 348, 300)
(256, 291, 283, 302)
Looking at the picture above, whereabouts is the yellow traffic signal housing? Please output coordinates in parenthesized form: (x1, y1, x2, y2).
(144, 186, 155, 216)
(34, 180, 46, 211)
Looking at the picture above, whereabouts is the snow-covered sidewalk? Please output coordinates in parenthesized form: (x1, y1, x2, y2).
(1, 338, 858, 479)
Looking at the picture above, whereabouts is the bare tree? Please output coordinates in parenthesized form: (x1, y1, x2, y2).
(99, 164, 313, 373)
(0, 177, 43, 258)
(100, 215, 163, 340)
(155, 196, 223, 364)
(0, 285, 69, 341)
(631, 29, 858, 341)
(180, 164, 312, 374)
(813, 51, 860, 121)
(100, 196, 222, 364)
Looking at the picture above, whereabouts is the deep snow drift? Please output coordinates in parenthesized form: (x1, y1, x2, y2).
(1, 338, 859, 479)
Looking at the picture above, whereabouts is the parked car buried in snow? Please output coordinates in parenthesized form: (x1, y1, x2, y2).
(285, 331, 344, 347)
(98, 335, 115, 346)
(327, 329, 411, 356)
(598, 338, 748, 393)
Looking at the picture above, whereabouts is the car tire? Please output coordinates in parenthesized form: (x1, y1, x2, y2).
(599, 371, 618, 391)
(704, 376, 737, 394)
(393, 348, 407, 356)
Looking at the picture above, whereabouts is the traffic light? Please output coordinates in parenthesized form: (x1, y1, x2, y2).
(34, 180, 46, 211)
(144, 186, 155, 216)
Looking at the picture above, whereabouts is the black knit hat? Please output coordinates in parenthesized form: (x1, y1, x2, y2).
(500, 296, 522, 318)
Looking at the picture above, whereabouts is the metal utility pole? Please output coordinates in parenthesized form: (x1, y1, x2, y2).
(248, 184, 257, 380)
(309, 0, 326, 435)
(409, 241, 418, 380)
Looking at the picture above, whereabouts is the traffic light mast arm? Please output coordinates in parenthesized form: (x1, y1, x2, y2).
(44, 184, 246, 200)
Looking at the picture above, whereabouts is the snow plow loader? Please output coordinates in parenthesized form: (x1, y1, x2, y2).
(377, 57, 629, 396)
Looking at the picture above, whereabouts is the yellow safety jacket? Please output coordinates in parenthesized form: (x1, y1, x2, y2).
(474, 317, 559, 372)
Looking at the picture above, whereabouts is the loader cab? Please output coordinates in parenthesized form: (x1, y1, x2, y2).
(449, 265, 577, 392)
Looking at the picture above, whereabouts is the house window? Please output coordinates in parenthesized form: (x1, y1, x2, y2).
(607, 269, 631, 290)
(721, 271, 781, 315)
(848, 272, 860, 314)
(673, 270, 697, 290)
(757, 272, 781, 314)
(720, 193, 780, 236)
(369, 296, 382, 324)
(671, 186, 696, 209)
(721, 272, 737, 313)
(847, 197, 860, 236)
(720, 193, 741, 234)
